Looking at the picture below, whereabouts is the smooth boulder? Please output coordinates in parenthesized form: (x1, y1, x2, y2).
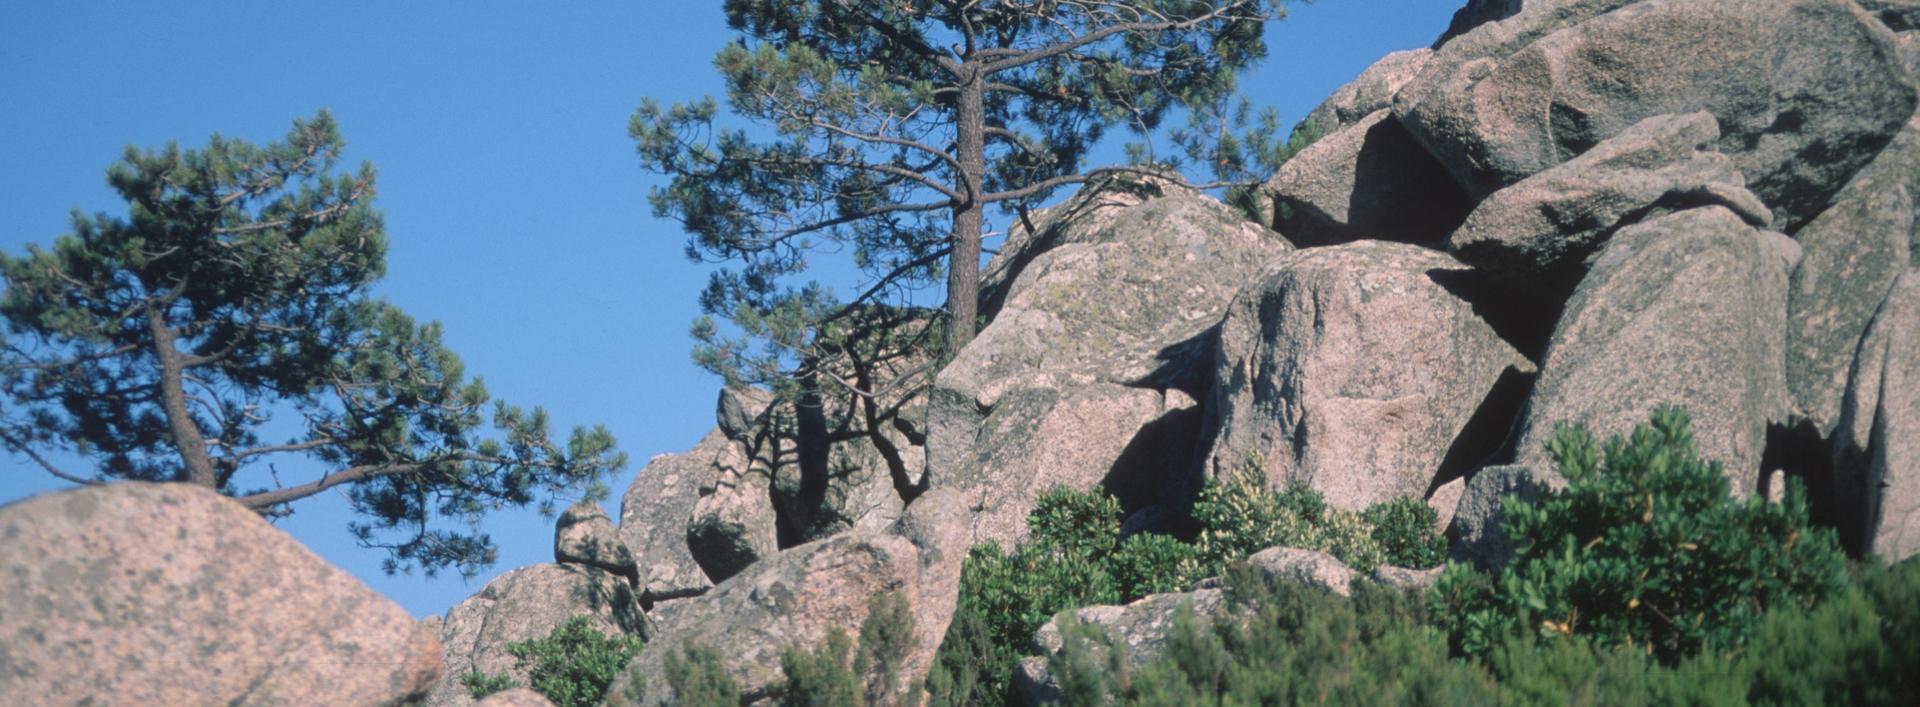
(1833, 271, 1920, 560)
(0, 482, 443, 705)
(1265, 109, 1475, 246)
(617, 429, 726, 604)
(1449, 111, 1773, 286)
(929, 185, 1288, 546)
(1787, 117, 1920, 435)
(555, 500, 639, 584)
(1396, 0, 1916, 232)
(1208, 241, 1534, 510)
(1513, 207, 1796, 495)
(426, 564, 646, 707)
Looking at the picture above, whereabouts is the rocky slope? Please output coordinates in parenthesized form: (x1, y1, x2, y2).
(9, 1, 1916, 704)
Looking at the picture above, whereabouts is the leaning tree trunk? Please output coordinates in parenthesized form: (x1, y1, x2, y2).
(146, 305, 217, 488)
(946, 67, 988, 355)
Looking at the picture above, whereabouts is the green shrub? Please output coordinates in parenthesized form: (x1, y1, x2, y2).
(1110, 532, 1204, 600)
(663, 641, 740, 707)
(1431, 407, 1849, 662)
(1060, 565, 1496, 705)
(1363, 496, 1447, 569)
(462, 670, 518, 699)
(1029, 487, 1123, 561)
(780, 629, 862, 707)
(460, 615, 643, 707)
(1190, 464, 1390, 574)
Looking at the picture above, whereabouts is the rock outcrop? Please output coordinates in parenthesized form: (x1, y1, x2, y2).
(606, 488, 968, 706)
(1512, 207, 1796, 495)
(555, 500, 639, 584)
(1448, 111, 1773, 291)
(1266, 108, 1476, 246)
(426, 564, 646, 707)
(929, 182, 1289, 545)
(1833, 271, 1920, 559)
(618, 429, 726, 604)
(1396, 0, 1916, 231)
(0, 483, 443, 705)
(1208, 241, 1534, 510)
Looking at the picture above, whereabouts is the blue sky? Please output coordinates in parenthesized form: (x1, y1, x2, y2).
(0, 1, 1459, 618)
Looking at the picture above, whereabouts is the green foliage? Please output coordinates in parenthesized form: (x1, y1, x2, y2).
(1062, 566, 1496, 706)
(0, 113, 624, 577)
(1110, 532, 1204, 600)
(1431, 407, 1849, 663)
(926, 478, 1448, 705)
(779, 590, 919, 706)
(1363, 497, 1447, 569)
(663, 642, 741, 707)
(635, 1, 1286, 386)
(462, 670, 518, 700)
(458, 616, 644, 707)
(1190, 464, 1388, 575)
(781, 629, 863, 707)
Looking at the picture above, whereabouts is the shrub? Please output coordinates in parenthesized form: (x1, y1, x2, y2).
(1190, 463, 1390, 574)
(461, 615, 643, 707)
(1059, 565, 1496, 705)
(1363, 496, 1447, 569)
(1431, 407, 1849, 662)
(780, 629, 862, 707)
(1109, 532, 1204, 600)
(663, 641, 740, 707)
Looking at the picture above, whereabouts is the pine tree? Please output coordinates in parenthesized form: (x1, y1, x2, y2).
(0, 112, 626, 577)
(633, 0, 1290, 391)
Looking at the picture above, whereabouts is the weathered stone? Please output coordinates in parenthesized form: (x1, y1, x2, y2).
(685, 453, 778, 585)
(475, 688, 555, 707)
(427, 564, 646, 707)
(1015, 589, 1230, 706)
(1433, 0, 1525, 48)
(1300, 49, 1436, 139)
(1788, 117, 1920, 435)
(617, 430, 724, 604)
(1833, 271, 1920, 561)
(555, 500, 638, 584)
(1514, 207, 1795, 496)
(0, 483, 442, 706)
(1372, 564, 1446, 590)
(610, 533, 916, 706)
(1265, 109, 1475, 246)
(1208, 241, 1534, 510)
(929, 185, 1288, 547)
(1449, 111, 1773, 288)
(1396, 0, 1917, 232)
(1428, 475, 1468, 533)
(1447, 464, 1547, 569)
(716, 386, 774, 442)
(1247, 547, 1360, 596)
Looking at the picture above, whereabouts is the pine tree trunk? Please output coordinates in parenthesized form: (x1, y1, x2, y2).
(146, 305, 217, 488)
(946, 66, 988, 355)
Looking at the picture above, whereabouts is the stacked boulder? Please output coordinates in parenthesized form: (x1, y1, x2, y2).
(505, 1, 1920, 703)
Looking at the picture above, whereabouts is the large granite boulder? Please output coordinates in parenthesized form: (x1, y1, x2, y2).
(555, 500, 639, 584)
(1395, 0, 1917, 232)
(1833, 271, 1920, 560)
(1448, 111, 1774, 288)
(618, 429, 726, 604)
(929, 183, 1289, 546)
(1433, 0, 1525, 48)
(426, 564, 647, 707)
(0, 482, 443, 705)
(1208, 241, 1534, 510)
(1787, 117, 1920, 435)
(1513, 207, 1796, 495)
(1447, 464, 1550, 569)
(606, 488, 969, 706)
(1298, 49, 1435, 139)
(1264, 109, 1477, 246)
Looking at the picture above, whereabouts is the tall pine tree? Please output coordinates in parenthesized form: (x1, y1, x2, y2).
(0, 112, 625, 577)
(633, 0, 1290, 394)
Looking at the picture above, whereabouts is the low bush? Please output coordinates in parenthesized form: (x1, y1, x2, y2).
(1431, 407, 1849, 662)
(461, 615, 644, 707)
(662, 641, 740, 707)
(778, 591, 918, 706)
